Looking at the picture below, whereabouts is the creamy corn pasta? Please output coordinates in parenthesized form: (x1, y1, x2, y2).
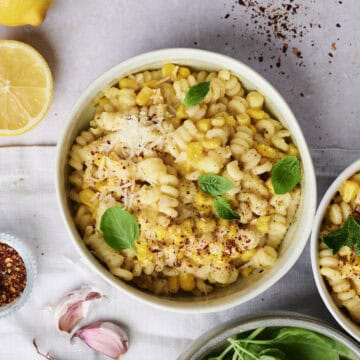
(68, 64, 301, 296)
(319, 175, 360, 324)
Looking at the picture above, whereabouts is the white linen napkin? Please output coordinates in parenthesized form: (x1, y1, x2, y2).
(0, 146, 356, 359)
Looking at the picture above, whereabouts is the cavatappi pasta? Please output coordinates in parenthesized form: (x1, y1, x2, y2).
(319, 175, 360, 324)
(68, 64, 301, 296)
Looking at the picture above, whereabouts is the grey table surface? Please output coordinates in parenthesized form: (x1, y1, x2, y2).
(0, 0, 359, 357)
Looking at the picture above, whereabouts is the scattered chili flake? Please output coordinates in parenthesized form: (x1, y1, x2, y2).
(331, 42, 337, 51)
(0, 242, 27, 306)
(292, 47, 303, 58)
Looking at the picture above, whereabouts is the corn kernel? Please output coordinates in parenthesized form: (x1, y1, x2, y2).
(211, 117, 225, 127)
(171, 117, 182, 128)
(168, 276, 180, 293)
(186, 142, 203, 163)
(202, 138, 222, 150)
(179, 273, 195, 292)
(196, 218, 216, 233)
(155, 226, 167, 240)
(340, 180, 360, 202)
(287, 144, 299, 157)
(168, 225, 184, 245)
(119, 78, 139, 91)
(256, 216, 271, 233)
(176, 105, 188, 119)
(162, 63, 177, 78)
(97, 97, 109, 107)
(224, 114, 237, 126)
(236, 113, 251, 125)
(79, 189, 96, 208)
(227, 224, 238, 238)
(255, 144, 277, 159)
(194, 192, 213, 207)
(136, 86, 153, 106)
(196, 118, 211, 132)
(94, 181, 107, 191)
(240, 267, 253, 277)
(93, 154, 104, 166)
(246, 91, 264, 109)
(247, 109, 266, 120)
(351, 174, 360, 184)
(144, 79, 159, 88)
(239, 249, 256, 262)
(178, 66, 191, 78)
(135, 243, 153, 262)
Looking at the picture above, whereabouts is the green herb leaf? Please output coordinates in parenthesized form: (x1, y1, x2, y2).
(323, 215, 360, 256)
(198, 174, 235, 196)
(213, 196, 240, 220)
(100, 206, 139, 250)
(183, 81, 210, 107)
(271, 156, 302, 194)
(206, 326, 358, 360)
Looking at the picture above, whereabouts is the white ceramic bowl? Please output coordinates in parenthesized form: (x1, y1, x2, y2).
(311, 159, 360, 342)
(56, 48, 316, 313)
(178, 312, 360, 359)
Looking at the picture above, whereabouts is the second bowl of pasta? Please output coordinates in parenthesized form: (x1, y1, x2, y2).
(56, 48, 316, 312)
(311, 159, 360, 342)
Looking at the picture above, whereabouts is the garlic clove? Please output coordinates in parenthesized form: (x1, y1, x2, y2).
(54, 286, 103, 333)
(72, 321, 128, 359)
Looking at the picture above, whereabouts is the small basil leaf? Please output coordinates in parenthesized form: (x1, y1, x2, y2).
(213, 196, 240, 220)
(323, 215, 360, 255)
(183, 81, 210, 108)
(100, 206, 139, 250)
(271, 156, 301, 194)
(199, 174, 235, 196)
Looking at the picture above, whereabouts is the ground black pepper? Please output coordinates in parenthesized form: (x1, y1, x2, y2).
(0, 243, 27, 306)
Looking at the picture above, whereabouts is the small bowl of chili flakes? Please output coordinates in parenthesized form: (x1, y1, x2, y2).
(0, 233, 36, 318)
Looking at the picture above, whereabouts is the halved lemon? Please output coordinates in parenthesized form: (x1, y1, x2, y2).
(0, 40, 53, 136)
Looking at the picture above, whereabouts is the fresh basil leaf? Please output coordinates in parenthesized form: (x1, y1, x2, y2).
(271, 156, 301, 195)
(213, 196, 240, 220)
(100, 206, 139, 250)
(323, 215, 360, 256)
(261, 327, 342, 360)
(183, 81, 210, 108)
(199, 174, 235, 196)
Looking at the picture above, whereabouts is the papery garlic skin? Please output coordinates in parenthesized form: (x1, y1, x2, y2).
(72, 321, 128, 359)
(54, 286, 103, 333)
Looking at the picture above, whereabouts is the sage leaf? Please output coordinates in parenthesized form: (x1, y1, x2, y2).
(183, 81, 210, 107)
(271, 156, 301, 194)
(213, 196, 240, 220)
(100, 207, 139, 250)
(199, 174, 235, 196)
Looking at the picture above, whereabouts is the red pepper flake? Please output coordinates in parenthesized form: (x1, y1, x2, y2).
(331, 42, 337, 51)
(0, 243, 27, 306)
(292, 47, 303, 58)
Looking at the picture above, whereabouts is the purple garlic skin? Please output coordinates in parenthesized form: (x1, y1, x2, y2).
(54, 286, 103, 333)
(72, 321, 128, 359)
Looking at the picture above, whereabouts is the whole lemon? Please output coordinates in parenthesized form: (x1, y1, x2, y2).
(0, 0, 54, 26)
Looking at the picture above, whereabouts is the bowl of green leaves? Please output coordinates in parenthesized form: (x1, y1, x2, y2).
(178, 312, 360, 360)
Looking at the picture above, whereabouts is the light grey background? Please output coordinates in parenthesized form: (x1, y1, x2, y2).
(0, 0, 359, 358)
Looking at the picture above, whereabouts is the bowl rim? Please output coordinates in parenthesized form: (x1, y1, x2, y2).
(310, 158, 360, 342)
(177, 311, 360, 359)
(55, 47, 317, 313)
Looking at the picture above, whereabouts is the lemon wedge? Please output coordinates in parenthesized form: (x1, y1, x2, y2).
(0, 40, 53, 136)
(0, 0, 54, 27)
